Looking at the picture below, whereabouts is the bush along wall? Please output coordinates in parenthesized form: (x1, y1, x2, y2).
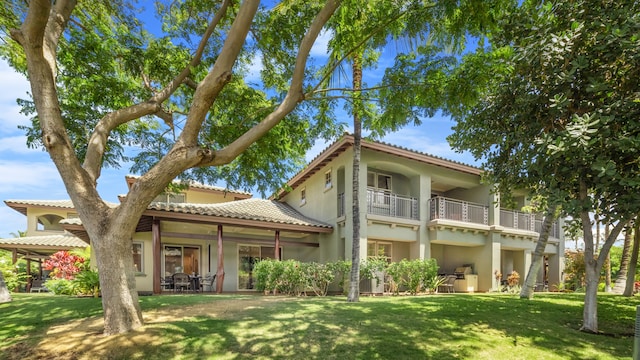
(253, 258, 440, 296)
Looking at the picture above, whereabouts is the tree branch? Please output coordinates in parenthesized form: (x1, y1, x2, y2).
(202, 0, 341, 166)
(83, 0, 232, 183)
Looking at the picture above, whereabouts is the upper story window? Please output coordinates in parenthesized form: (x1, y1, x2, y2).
(67, 212, 79, 219)
(367, 171, 392, 191)
(324, 169, 332, 190)
(36, 214, 64, 232)
(300, 188, 307, 206)
(153, 192, 186, 203)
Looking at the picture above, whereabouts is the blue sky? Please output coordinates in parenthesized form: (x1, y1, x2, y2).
(0, 30, 479, 239)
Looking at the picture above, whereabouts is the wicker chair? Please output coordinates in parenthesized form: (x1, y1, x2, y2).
(172, 273, 191, 292)
(438, 275, 457, 294)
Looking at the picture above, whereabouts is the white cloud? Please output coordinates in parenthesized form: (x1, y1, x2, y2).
(309, 29, 331, 58)
(0, 135, 42, 154)
(0, 160, 65, 196)
(0, 60, 31, 133)
(0, 205, 28, 238)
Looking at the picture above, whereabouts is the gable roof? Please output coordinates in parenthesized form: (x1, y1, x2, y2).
(274, 133, 483, 198)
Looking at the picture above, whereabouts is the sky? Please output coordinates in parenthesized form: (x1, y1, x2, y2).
(0, 25, 479, 239)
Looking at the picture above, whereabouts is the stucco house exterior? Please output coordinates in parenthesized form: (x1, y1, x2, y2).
(1, 134, 564, 294)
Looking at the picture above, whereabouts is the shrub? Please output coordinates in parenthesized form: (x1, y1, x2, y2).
(44, 251, 85, 280)
(304, 262, 335, 296)
(71, 269, 100, 297)
(44, 278, 74, 295)
(386, 259, 439, 295)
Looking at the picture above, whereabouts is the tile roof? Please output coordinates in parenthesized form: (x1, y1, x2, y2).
(0, 233, 88, 248)
(147, 199, 332, 230)
(5, 199, 76, 209)
(125, 175, 253, 197)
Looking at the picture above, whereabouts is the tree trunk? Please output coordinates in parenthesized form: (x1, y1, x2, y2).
(91, 222, 143, 335)
(347, 55, 363, 303)
(520, 206, 557, 299)
(604, 225, 611, 292)
(623, 222, 639, 297)
(582, 259, 600, 333)
(612, 224, 632, 294)
(0, 270, 12, 303)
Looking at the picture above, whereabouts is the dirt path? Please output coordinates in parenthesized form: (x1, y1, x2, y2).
(7, 297, 292, 360)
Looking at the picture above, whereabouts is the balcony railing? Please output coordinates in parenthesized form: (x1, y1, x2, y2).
(534, 218, 561, 239)
(337, 190, 419, 220)
(500, 209, 535, 231)
(367, 188, 419, 220)
(429, 197, 488, 225)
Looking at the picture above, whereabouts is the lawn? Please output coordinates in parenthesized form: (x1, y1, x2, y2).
(0, 293, 637, 359)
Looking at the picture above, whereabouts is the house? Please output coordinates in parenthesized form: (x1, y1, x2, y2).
(1, 134, 564, 293)
(274, 134, 564, 292)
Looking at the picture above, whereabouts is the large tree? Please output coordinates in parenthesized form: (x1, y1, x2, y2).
(0, 0, 502, 335)
(1, 0, 347, 335)
(448, 0, 640, 333)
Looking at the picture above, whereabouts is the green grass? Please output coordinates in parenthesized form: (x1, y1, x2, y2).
(0, 293, 638, 359)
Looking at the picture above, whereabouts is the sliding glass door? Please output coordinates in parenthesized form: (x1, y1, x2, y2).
(163, 245, 201, 276)
(237, 245, 280, 290)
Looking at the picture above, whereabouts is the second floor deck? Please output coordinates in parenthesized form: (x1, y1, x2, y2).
(337, 191, 561, 239)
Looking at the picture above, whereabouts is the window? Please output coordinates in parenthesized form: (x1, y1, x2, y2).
(153, 192, 186, 203)
(67, 212, 79, 219)
(132, 242, 143, 273)
(324, 170, 332, 189)
(300, 188, 307, 206)
(367, 241, 392, 263)
(367, 171, 392, 190)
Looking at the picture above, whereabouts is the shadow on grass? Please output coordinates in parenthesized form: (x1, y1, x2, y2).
(1, 293, 638, 359)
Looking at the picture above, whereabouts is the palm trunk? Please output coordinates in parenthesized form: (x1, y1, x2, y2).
(520, 206, 557, 299)
(0, 271, 12, 303)
(347, 55, 363, 303)
(623, 222, 639, 297)
(90, 218, 143, 335)
(612, 224, 632, 294)
(604, 225, 611, 292)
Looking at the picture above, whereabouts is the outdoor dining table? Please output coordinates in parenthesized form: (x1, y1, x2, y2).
(190, 275, 201, 292)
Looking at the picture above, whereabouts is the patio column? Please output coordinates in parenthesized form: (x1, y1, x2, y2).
(152, 219, 162, 294)
(216, 225, 224, 293)
(274, 230, 281, 261)
(26, 257, 31, 292)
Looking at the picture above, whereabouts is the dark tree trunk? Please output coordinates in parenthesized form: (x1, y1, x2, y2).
(520, 206, 557, 299)
(347, 55, 363, 303)
(613, 224, 632, 294)
(623, 222, 639, 297)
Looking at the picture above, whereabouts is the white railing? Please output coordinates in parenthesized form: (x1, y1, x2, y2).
(366, 188, 419, 220)
(337, 190, 419, 220)
(338, 192, 345, 217)
(500, 209, 535, 231)
(428, 197, 488, 225)
(534, 218, 561, 239)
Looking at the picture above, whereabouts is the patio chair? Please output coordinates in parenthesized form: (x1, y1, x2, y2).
(160, 277, 173, 291)
(438, 275, 457, 294)
(30, 279, 48, 293)
(172, 273, 191, 292)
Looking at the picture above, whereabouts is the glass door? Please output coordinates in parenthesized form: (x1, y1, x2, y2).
(237, 245, 280, 290)
(164, 245, 201, 276)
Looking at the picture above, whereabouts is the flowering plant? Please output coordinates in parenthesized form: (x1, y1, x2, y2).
(43, 251, 85, 280)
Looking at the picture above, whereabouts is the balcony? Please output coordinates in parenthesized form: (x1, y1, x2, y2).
(337, 189, 419, 220)
(429, 197, 488, 225)
(500, 209, 535, 231)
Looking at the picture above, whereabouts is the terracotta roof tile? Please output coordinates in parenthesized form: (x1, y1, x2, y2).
(0, 233, 88, 248)
(148, 199, 332, 229)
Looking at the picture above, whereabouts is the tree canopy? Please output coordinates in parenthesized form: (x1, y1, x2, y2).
(448, 0, 640, 332)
